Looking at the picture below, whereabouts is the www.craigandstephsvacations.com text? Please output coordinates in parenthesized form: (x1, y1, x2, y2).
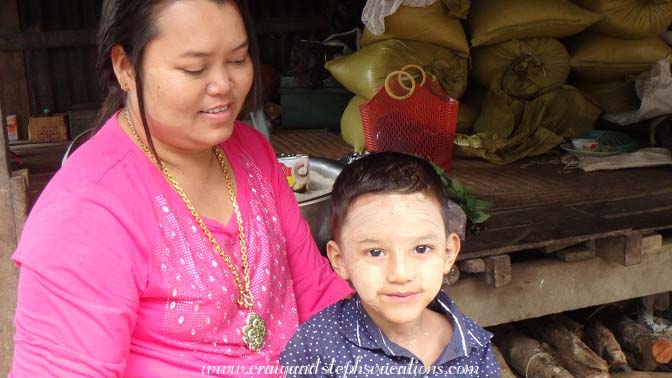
(202, 356, 480, 376)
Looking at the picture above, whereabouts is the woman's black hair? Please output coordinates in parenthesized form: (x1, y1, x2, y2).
(95, 0, 262, 158)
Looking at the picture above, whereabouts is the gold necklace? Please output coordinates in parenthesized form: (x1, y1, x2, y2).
(123, 109, 266, 351)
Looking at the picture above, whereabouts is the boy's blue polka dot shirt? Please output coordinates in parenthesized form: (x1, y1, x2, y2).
(280, 290, 500, 377)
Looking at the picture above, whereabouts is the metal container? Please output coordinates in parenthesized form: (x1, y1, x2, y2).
(297, 157, 344, 254)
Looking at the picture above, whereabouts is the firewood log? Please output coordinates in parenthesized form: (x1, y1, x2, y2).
(492, 345, 517, 378)
(497, 329, 574, 378)
(585, 318, 628, 369)
(600, 308, 672, 371)
(554, 314, 584, 340)
(527, 317, 609, 378)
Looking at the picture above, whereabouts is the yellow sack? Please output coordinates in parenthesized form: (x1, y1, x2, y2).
(468, 0, 602, 47)
(340, 96, 368, 152)
(471, 38, 570, 99)
(361, 1, 469, 57)
(441, 0, 470, 19)
(325, 39, 468, 100)
(573, 0, 672, 39)
(569, 33, 672, 82)
(576, 81, 640, 113)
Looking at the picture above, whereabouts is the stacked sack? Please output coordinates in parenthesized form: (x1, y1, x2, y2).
(326, 0, 470, 151)
(568, 0, 672, 115)
(456, 0, 605, 164)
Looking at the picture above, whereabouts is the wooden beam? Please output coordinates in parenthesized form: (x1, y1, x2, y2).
(0, 30, 97, 51)
(444, 240, 672, 327)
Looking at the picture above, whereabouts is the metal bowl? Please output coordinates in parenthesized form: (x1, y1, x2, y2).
(297, 157, 344, 254)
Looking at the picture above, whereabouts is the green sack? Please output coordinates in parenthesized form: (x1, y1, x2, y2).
(325, 39, 468, 100)
(569, 33, 672, 82)
(471, 38, 570, 99)
(455, 86, 599, 164)
(576, 80, 640, 113)
(340, 96, 368, 152)
(573, 0, 672, 39)
(361, 1, 469, 57)
(468, 0, 602, 47)
(441, 0, 470, 19)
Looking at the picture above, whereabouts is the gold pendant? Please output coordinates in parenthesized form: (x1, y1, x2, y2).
(242, 311, 266, 351)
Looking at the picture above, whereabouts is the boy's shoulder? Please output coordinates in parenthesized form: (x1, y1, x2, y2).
(434, 290, 493, 349)
(290, 295, 355, 335)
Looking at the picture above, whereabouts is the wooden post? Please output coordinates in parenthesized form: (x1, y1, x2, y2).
(485, 255, 511, 288)
(596, 233, 643, 266)
(0, 104, 19, 377)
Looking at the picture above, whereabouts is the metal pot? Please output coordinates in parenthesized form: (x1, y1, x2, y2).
(297, 157, 344, 254)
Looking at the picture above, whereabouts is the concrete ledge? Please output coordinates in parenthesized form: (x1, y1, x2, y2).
(444, 239, 672, 327)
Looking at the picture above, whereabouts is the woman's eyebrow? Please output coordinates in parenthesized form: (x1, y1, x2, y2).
(178, 40, 248, 58)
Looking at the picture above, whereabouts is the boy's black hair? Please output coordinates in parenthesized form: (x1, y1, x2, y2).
(330, 152, 452, 241)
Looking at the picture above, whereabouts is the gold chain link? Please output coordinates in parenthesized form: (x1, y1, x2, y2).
(123, 109, 254, 309)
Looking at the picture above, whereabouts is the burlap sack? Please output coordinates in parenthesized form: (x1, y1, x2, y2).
(468, 0, 602, 47)
(325, 39, 468, 100)
(568, 33, 672, 82)
(456, 86, 599, 164)
(576, 81, 640, 113)
(340, 96, 368, 152)
(441, 0, 470, 19)
(573, 0, 672, 39)
(471, 38, 570, 99)
(456, 102, 478, 134)
(361, 1, 469, 56)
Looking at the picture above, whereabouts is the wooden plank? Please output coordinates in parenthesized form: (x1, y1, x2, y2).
(26, 49, 55, 115)
(444, 240, 672, 327)
(10, 169, 28, 238)
(0, 30, 96, 51)
(0, 0, 19, 33)
(461, 196, 672, 260)
(575, 192, 672, 219)
(0, 51, 32, 140)
(457, 258, 485, 273)
(556, 243, 596, 263)
(0, 104, 18, 378)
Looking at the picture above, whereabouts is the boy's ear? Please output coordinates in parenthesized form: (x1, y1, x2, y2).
(326, 240, 350, 281)
(443, 233, 461, 275)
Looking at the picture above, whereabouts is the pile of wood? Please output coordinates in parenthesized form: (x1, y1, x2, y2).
(494, 295, 672, 377)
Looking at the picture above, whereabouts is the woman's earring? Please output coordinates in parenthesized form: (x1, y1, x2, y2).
(121, 82, 130, 92)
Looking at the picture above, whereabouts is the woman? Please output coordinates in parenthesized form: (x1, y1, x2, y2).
(10, 1, 351, 377)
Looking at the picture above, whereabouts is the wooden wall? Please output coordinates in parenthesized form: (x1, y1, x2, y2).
(0, 0, 363, 139)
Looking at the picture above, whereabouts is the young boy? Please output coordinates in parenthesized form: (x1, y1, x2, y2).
(280, 152, 500, 377)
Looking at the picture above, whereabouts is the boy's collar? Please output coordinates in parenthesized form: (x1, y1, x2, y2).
(338, 291, 492, 358)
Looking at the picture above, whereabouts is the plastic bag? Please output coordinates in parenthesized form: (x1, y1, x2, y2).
(362, 0, 437, 35)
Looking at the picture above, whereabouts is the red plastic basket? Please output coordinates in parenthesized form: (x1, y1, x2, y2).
(359, 65, 459, 171)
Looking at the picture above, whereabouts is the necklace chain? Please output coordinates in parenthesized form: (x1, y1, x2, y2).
(123, 109, 254, 309)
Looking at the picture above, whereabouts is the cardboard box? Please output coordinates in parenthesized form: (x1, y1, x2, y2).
(6, 115, 18, 142)
(28, 113, 68, 142)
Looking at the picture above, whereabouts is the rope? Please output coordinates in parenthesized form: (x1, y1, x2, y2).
(524, 351, 547, 378)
